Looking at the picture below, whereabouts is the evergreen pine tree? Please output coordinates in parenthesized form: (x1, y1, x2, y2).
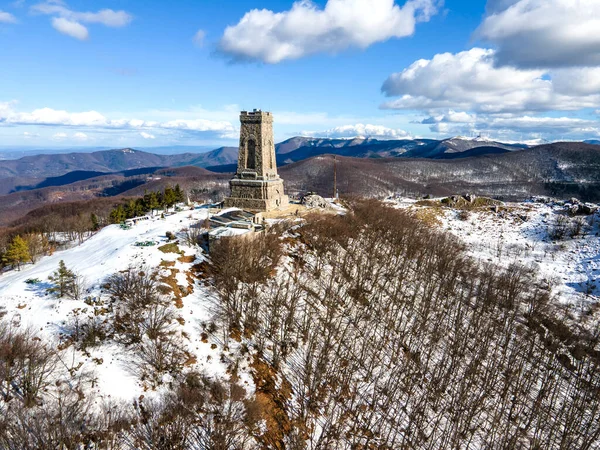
(135, 198, 146, 216)
(126, 200, 137, 219)
(47, 260, 76, 298)
(174, 184, 184, 203)
(148, 191, 160, 215)
(109, 205, 126, 224)
(143, 191, 156, 215)
(163, 187, 176, 209)
(90, 213, 100, 231)
(2, 235, 31, 270)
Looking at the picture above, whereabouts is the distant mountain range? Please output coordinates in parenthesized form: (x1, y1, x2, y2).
(1, 141, 599, 227)
(0, 145, 218, 160)
(0, 137, 599, 217)
(280, 142, 600, 201)
(0, 147, 237, 180)
(0, 147, 238, 195)
(0, 136, 530, 189)
(276, 136, 526, 162)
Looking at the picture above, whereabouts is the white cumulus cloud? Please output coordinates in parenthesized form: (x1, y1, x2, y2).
(9, 106, 108, 126)
(0, 10, 17, 23)
(52, 132, 67, 140)
(52, 17, 88, 40)
(381, 48, 600, 114)
(73, 132, 88, 141)
(423, 112, 600, 140)
(140, 131, 155, 139)
(0, 102, 235, 137)
(32, 1, 132, 40)
(477, 0, 600, 68)
(304, 123, 411, 139)
(218, 0, 442, 63)
(421, 110, 476, 124)
(552, 67, 600, 96)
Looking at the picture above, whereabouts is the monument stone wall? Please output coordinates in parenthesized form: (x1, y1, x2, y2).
(223, 110, 289, 212)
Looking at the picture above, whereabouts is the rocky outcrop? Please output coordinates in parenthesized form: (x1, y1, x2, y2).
(566, 198, 598, 216)
(301, 194, 329, 209)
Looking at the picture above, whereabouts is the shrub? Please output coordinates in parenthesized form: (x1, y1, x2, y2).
(457, 210, 471, 221)
(107, 267, 159, 310)
(548, 214, 570, 240)
(0, 321, 58, 406)
(182, 227, 203, 247)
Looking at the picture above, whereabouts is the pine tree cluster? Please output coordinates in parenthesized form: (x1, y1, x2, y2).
(109, 185, 185, 224)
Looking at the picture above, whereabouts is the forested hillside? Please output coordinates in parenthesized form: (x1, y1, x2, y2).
(2, 141, 600, 228)
(0, 200, 598, 448)
(282, 142, 600, 201)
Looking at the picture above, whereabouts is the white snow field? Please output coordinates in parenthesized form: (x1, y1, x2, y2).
(0, 206, 252, 403)
(0, 198, 598, 405)
(392, 198, 600, 308)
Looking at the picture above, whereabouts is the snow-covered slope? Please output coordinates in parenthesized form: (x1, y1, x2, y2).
(0, 207, 250, 402)
(392, 198, 600, 306)
(1, 198, 598, 407)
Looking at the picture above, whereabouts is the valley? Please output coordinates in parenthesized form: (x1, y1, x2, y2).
(0, 139, 599, 227)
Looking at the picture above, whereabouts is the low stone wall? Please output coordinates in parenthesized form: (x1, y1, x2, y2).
(224, 178, 289, 212)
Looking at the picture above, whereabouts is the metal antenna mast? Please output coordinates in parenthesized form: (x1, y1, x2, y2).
(333, 155, 338, 199)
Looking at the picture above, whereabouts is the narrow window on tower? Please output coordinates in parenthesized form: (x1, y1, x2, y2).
(246, 139, 256, 170)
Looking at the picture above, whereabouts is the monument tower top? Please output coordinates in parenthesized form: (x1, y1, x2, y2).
(223, 110, 288, 212)
(236, 109, 277, 181)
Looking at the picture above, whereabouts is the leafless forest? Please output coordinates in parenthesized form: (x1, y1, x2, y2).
(1, 201, 599, 449)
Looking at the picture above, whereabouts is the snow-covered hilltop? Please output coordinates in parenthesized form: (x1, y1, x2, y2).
(0, 206, 252, 402)
(391, 196, 600, 307)
(1, 198, 599, 448)
(2, 197, 598, 405)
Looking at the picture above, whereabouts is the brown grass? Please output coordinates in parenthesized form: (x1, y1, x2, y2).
(230, 326, 242, 342)
(159, 268, 185, 308)
(191, 261, 211, 284)
(159, 260, 176, 268)
(412, 207, 444, 227)
(184, 355, 197, 366)
(158, 243, 182, 254)
(177, 254, 195, 263)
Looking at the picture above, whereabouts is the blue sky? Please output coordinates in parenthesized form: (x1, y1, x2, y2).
(1, 0, 600, 148)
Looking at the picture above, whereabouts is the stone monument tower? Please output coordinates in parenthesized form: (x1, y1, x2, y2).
(223, 110, 289, 211)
